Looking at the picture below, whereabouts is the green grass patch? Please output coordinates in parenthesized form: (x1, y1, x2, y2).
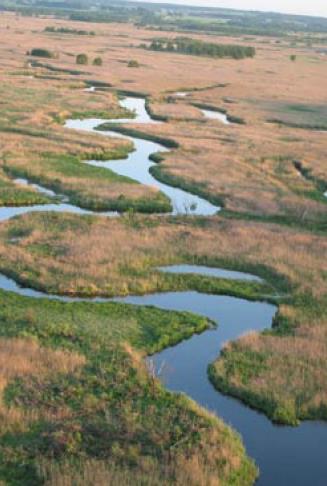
(0, 288, 257, 485)
(4, 153, 172, 214)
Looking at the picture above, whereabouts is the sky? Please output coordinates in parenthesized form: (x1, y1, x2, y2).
(131, 0, 327, 18)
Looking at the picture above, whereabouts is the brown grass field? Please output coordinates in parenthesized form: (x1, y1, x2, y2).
(0, 12, 326, 219)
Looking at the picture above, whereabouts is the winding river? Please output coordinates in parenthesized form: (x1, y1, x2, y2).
(1, 90, 326, 485)
(65, 96, 219, 216)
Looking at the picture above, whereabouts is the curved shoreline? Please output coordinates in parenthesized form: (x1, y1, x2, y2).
(65, 95, 220, 216)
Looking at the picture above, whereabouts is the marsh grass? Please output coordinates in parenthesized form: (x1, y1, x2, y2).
(0, 289, 256, 485)
(0, 212, 325, 426)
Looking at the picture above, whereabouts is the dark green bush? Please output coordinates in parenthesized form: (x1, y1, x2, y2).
(147, 37, 256, 59)
(76, 53, 88, 65)
(93, 57, 103, 66)
(29, 48, 55, 59)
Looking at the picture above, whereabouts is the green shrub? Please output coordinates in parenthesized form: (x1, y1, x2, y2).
(29, 48, 55, 59)
(76, 54, 88, 65)
(128, 59, 140, 68)
(290, 54, 297, 61)
(93, 57, 103, 66)
(147, 37, 256, 59)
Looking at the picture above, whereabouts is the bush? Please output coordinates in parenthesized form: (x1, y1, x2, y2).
(76, 54, 88, 65)
(290, 55, 297, 62)
(128, 60, 140, 68)
(29, 48, 55, 59)
(93, 57, 103, 66)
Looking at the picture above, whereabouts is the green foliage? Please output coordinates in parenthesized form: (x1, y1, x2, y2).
(5, 153, 172, 214)
(76, 53, 88, 65)
(45, 26, 95, 35)
(0, 286, 257, 484)
(290, 54, 297, 61)
(147, 37, 256, 59)
(29, 48, 55, 59)
(127, 59, 140, 67)
(92, 57, 103, 66)
(0, 175, 53, 207)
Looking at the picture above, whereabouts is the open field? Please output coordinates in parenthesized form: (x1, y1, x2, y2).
(0, 7, 326, 485)
(0, 12, 326, 221)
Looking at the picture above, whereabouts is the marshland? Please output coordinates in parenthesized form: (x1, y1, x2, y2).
(0, 2, 326, 485)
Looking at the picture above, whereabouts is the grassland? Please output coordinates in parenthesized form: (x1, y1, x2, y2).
(0, 211, 326, 427)
(0, 13, 326, 221)
(0, 9, 326, 484)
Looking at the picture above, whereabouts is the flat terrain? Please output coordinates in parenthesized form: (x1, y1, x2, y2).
(0, 9, 326, 485)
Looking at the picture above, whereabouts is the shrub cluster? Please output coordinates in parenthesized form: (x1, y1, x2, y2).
(28, 48, 56, 58)
(76, 54, 103, 66)
(148, 37, 256, 59)
(45, 26, 95, 35)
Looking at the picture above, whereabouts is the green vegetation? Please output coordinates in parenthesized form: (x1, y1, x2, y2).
(92, 57, 103, 66)
(0, 174, 53, 207)
(29, 48, 55, 59)
(251, 100, 327, 131)
(45, 26, 95, 35)
(147, 37, 256, 59)
(222, 209, 327, 234)
(0, 287, 257, 485)
(150, 163, 224, 209)
(76, 53, 88, 65)
(4, 153, 172, 214)
(209, 290, 327, 426)
(30, 60, 88, 76)
(293, 160, 327, 197)
(128, 59, 140, 68)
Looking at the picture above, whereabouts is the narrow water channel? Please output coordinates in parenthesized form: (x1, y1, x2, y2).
(65, 96, 220, 216)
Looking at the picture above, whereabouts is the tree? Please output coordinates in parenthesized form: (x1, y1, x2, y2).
(93, 57, 103, 66)
(76, 53, 88, 65)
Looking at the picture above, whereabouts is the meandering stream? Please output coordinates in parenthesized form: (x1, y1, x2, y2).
(1, 90, 326, 485)
(65, 96, 220, 216)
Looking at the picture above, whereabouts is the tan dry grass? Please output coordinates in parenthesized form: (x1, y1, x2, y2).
(0, 337, 85, 433)
(0, 13, 326, 217)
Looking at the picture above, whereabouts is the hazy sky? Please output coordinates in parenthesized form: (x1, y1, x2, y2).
(133, 0, 327, 18)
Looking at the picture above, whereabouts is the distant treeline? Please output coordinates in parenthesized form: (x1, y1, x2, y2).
(44, 26, 95, 35)
(147, 37, 255, 59)
(69, 11, 126, 23)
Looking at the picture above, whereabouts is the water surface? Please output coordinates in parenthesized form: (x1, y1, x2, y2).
(159, 264, 263, 282)
(201, 108, 230, 125)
